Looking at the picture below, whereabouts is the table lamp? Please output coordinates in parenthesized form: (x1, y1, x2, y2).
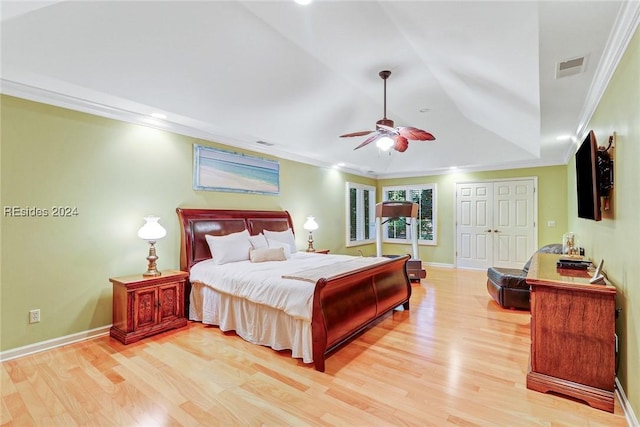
(138, 216, 167, 276)
(303, 216, 319, 252)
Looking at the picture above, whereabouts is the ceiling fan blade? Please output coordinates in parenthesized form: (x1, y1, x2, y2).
(392, 135, 409, 152)
(354, 132, 381, 150)
(376, 123, 399, 135)
(340, 130, 375, 138)
(397, 127, 436, 141)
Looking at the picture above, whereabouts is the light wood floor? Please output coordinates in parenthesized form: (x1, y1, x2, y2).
(1, 267, 628, 426)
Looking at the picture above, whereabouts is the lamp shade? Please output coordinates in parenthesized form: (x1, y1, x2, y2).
(137, 216, 167, 241)
(303, 216, 318, 231)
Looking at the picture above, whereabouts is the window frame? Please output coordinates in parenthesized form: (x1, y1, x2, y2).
(381, 184, 437, 245)
(345, 182, 376, 247)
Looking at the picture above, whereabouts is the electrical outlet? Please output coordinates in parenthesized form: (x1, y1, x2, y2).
(29, 309, 40, 324)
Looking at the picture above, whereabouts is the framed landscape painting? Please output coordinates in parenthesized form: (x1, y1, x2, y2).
(193, 145, 280, 195)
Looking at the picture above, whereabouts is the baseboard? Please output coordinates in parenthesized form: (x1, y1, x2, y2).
(424, 262, 454, 269)
(0, 325, 111, 362)
(616, 377, 639, 426)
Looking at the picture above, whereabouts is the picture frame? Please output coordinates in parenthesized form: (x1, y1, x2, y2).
(193, 145, 280, 195)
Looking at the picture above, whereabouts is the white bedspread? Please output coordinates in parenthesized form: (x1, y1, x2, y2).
(189, 252, 389, 321)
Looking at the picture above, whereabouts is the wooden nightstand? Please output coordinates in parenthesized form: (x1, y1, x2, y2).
(110, 270, 188, 344)
(310, 249, 330, 254)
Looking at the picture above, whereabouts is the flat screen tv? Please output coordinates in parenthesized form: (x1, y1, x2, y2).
(575, 130, 601, 221)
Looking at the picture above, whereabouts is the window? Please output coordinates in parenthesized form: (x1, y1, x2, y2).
(346, 182, 376, 246)
(382, 184, 437, 245)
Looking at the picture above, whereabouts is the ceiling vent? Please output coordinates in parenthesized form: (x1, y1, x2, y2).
(556, 55, 588, 78)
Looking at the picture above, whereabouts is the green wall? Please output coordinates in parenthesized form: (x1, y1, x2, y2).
(0, 95, 374, 351)
(567, 26, 639, 417)
(0, 95, 569, 352)
(379, 166, 568, 265)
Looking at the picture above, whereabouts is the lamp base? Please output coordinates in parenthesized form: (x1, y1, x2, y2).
(143, 241, 162, 277)
(307, 232, 315, 252)
(143, 270, 162, 277)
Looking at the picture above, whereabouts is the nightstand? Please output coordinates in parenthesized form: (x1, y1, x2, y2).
(312, 249, 330, 254)
(110, 270, 188, 344)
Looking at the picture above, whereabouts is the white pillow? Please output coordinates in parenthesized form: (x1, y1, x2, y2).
(263, 228, 297, 253)
(248, 233, 269, 250)
(205, 229, 252, 265)
(249, 247, 287, 263)
(267, 239, 291, 259)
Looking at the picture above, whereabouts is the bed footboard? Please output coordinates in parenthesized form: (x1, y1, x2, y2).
(311, 254, 411, 372)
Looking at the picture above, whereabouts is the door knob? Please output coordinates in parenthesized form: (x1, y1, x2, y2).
(493, 229, 500, 233)
(485, 229, 492, 233)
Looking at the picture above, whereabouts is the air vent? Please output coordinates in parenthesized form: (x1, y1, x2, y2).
(256, 140, 275, 146)
(556, 55, 588, 78)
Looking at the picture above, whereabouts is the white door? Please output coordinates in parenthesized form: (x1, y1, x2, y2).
(456, 182, 493, 269)
(456, 179, 536, 270)
(492, 180, 536, 268)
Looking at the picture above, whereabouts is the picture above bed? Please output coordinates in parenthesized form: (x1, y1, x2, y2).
(193, 145, 280, 195)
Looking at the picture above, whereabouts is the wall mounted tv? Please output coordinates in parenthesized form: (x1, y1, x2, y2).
(575, 130, 602, 221)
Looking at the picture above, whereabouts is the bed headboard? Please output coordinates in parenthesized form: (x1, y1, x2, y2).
(176, 208, 295, 271)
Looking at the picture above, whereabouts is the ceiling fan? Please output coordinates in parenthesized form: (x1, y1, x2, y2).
(340, 70, 435, 152)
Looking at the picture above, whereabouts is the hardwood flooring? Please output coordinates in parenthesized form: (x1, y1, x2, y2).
(1, 267, 628, 426)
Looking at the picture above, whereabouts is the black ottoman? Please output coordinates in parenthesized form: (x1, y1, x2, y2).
(486, 267, 530, 310)
(486, 243, 563, 310)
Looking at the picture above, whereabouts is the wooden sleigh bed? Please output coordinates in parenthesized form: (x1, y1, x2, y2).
(176, 208, 412, 372)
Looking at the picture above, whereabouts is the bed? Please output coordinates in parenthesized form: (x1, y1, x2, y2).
(176, 208, 412, 372)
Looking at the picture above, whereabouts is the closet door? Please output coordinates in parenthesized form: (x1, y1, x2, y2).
(456, 179, 536, 270)
(492, 180, 536, 268)
(456, 182, 494, 269)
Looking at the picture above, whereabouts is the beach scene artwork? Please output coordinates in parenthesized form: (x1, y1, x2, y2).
(193, 145, 279, 195)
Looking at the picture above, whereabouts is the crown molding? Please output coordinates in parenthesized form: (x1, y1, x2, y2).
(569, 1, 640, 162)
(0, 79, 377, 178)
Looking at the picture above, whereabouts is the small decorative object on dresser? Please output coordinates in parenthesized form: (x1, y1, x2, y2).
(562, 231, 580, 257)
(110, 270, 188, 344)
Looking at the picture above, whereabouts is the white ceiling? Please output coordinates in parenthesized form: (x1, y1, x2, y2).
(1, 1, 638, 178)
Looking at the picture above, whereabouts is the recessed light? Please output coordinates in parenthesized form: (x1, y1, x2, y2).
(295, 0, 312, 5)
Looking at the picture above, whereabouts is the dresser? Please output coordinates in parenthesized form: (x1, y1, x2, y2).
(110, 270, 188, 344)
(525, 253, 616, 412)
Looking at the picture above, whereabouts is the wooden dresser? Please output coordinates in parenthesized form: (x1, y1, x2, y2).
(110, 270, 188, 344)
(525, 253, 617, 412)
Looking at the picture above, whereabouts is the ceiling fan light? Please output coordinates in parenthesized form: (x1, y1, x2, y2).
(377, 136, 394, 151)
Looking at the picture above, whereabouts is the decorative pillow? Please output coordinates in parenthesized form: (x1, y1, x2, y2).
(248, 233, 269, 250)
(266, 239, 291, 259)
(205, 229, 252, 265)
(263, 228, 297, 253)
(249, 247, 287, 263)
